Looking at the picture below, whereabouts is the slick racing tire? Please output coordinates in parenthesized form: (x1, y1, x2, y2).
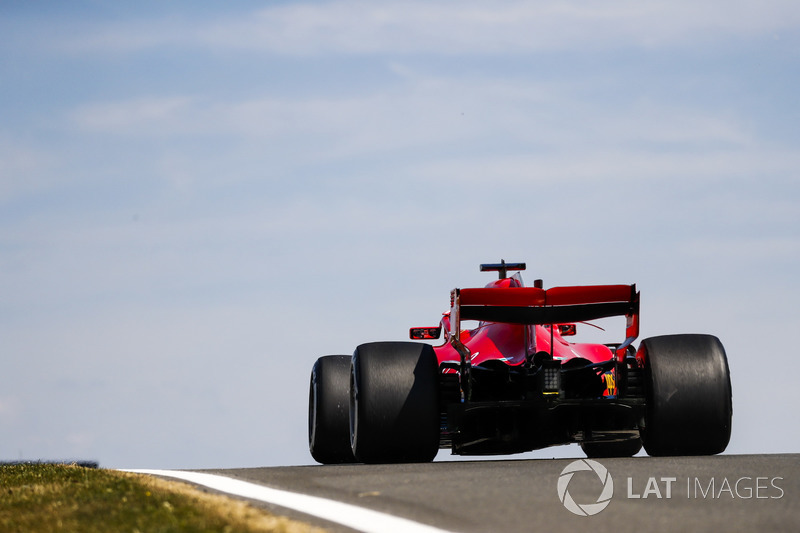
(308, 355, 356, 464)
(581, 437, 643, 458)
(350, 342, 440, 463)
(639, 334, 732, 456)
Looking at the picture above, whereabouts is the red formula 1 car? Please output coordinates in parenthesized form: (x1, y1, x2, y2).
(308, 261, 733, 464)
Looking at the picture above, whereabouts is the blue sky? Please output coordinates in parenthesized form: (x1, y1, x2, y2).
(1, 1, 799, 468)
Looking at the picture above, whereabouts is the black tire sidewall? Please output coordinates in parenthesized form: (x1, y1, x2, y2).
(641, 334, 732, 456)
(350, 342, 440, 463)
(309, 355, 355, 464)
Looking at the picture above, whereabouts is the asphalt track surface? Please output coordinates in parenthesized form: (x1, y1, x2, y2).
(153, 454, 798, 533)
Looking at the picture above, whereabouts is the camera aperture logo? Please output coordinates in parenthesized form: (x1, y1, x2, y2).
(557, 459, 614, 516)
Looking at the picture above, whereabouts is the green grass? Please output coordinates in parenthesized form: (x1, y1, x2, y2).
(0, 463, 324, 533)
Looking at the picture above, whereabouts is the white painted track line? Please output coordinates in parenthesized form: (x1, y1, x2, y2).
(121, 469, 458, 533)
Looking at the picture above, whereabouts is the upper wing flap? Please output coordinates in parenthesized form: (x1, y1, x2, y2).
(458, 285, 634, 308)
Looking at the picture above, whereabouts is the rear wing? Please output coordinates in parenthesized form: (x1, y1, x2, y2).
(450, 284, 640, 362)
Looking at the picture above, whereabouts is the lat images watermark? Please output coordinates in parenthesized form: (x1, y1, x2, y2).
(557, 460, 786, 516)
(627, 475, 785, 500)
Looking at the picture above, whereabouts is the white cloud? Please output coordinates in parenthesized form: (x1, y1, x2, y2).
(0, 136, 60, 203)
(65, 74, 758, 159)
(70, 96, 196, 134)
(63, 0, 800, 56)
(413, 146, 800, 187)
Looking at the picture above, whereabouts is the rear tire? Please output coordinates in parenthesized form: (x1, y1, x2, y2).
(309, 355, 356, 464)
(639, 334, 732, 456)
(350, 342, 440, 463)
(581, 438, 642, 458)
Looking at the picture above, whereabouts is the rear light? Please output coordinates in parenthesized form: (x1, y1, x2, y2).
(410, 327, 442, 340)
(540, 360, 562, 395)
